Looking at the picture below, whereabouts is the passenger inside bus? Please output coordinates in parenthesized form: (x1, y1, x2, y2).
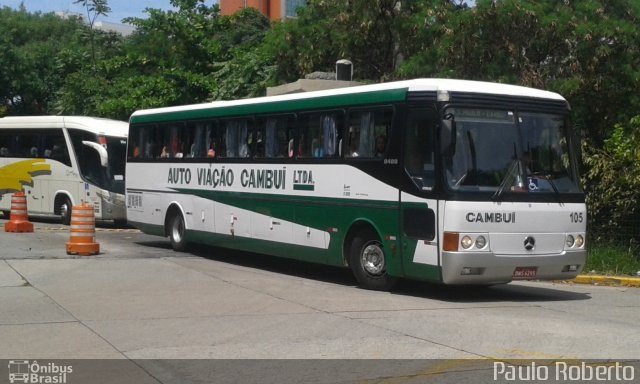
(374, 135, 386, 157)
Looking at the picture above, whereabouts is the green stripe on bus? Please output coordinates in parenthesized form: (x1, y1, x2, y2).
(293, 184, 315, 191)
(172, 188, 398, 210)
(130, 88, 408, 124)
(171, 187, 399, 239)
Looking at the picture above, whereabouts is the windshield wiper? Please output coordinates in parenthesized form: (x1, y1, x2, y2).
(492, 159, 523, 201)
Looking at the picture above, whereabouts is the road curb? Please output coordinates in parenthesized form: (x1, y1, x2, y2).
(572, 275, 640, 287)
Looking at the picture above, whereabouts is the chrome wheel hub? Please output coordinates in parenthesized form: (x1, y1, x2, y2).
(361, 243, 385, 275)
(172, 218, 184, 243)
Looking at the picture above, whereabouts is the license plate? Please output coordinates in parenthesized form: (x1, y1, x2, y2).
(513, 267, 538, 280)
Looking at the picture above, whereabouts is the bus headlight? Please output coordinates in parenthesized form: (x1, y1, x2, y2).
(443, 232, 490, 252)
(565, 234, 575, 248)
(475, 235, 487, 249)
(575, 235, 584, 248)
(461, 235, 473, 249)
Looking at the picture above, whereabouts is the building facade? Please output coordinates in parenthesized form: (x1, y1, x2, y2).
(219, 0, 306, 21)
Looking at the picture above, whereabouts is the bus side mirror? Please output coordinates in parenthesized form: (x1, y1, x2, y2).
(82, 141, 109, 167)
(441, 114, 457, 156)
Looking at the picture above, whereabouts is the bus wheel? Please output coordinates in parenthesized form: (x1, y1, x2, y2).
(59, 197, 72, 225)
(349, 230, 397, 291)
(168, 212, 188, 252)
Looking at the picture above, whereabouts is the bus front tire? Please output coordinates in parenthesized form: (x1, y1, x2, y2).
(168, 212, 188, 252)
(349, 230, 397, 291)
(60, 197, 72, 225)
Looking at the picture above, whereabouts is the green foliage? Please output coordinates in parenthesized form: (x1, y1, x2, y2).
(264, 0, 405, 82)
(0, 7, 89, 115)
(54, 3, 272, 119)
(585, 244, 640, 276)
(583, 116, 640, 245)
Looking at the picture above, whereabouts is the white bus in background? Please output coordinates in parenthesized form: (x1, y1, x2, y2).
(0, 116, 128, 225)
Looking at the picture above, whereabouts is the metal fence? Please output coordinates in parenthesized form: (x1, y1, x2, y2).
(588, 214, 640, 252)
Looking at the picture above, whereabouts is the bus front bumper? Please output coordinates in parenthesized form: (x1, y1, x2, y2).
(440, 250, 587, 285)
(97, 192, 126, 221)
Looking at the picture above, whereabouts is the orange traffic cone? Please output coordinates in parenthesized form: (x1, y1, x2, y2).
(4, 191, 33, 233)
(66, 201, 99, 256)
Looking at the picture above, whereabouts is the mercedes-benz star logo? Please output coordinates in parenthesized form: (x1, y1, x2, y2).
(524, 236, 536, 251)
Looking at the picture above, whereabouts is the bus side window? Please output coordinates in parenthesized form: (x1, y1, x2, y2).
(186, 121, 211, 158)
(298, 111, 341, 158)
(45, 130, 71, 167)
(221, 119, 252, 158)
(346, 108, 392, 158)
(0, 131, 10, 157)
(69, 128, 104, 185)
(258, 115, 294, 159)
(321, 113, 340, 158)
(405, 109, 436, 190)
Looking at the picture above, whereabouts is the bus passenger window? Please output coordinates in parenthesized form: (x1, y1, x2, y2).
(346, 108, 392, 159)
(45, 131, 71, 167)
(299, 112, 340, 158)
(221, 119, 251, 158)
(185, 121, 211, 158)
(258, 116, 294, 159)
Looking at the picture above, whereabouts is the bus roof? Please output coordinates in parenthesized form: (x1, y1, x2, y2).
(130, 78, 567, 124)
(0, 116, 128, 137)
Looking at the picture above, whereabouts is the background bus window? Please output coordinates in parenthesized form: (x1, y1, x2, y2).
(346, 108, 392, 158)
(298, 112, 340, 158)
(69, 129, 106, 187)
(44, 130, 71, 166)
(0, 131, 12, 157)
(257, 115, 294, 158)
(404, 109, 436, 190)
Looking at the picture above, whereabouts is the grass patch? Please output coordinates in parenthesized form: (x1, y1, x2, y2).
(585, 243, 640, 276)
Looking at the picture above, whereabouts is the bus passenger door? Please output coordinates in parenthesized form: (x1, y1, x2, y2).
(400, 107, 441, 282)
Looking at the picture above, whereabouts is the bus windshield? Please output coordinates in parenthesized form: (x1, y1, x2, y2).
(69, 130, 126, 194)
(443, 108, 581, 195)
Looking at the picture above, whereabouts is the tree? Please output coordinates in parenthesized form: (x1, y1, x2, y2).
(398, 0, 640, 147)
(582, 116, 640, 245)
(74, 0, 112, 66)
(264, 0, 408, 82)
(0, 7, 90, 116)
(54, 2, 273, 119)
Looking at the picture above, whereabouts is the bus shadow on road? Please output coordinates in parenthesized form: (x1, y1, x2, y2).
(186, 243, 358, 287)
(134, 241, 591, 303)
(392, 279, 592, 303)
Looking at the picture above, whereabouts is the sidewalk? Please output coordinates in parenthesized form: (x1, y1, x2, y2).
(572, 274, 640, 287)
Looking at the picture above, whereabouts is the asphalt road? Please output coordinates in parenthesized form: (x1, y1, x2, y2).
(0, 217, 638, 383)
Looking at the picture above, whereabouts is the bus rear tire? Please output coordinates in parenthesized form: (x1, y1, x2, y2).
(168, 212, 188, 252)
(349, 229, 397, 291)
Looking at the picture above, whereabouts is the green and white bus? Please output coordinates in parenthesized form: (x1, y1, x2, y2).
(126, 79, 586, 290)
(0, 116, 128, 225)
